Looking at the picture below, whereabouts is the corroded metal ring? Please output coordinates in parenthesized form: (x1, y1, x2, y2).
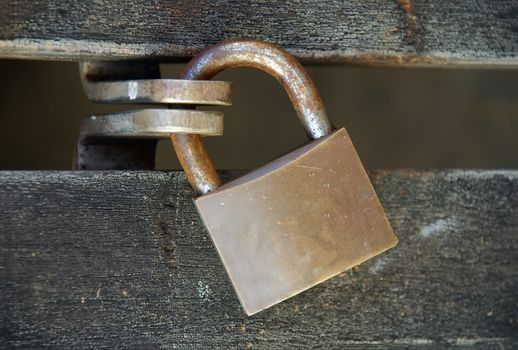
(80, 62, 231, 106)
(80, 109, 224, 139)
(82, 78, 232, 105)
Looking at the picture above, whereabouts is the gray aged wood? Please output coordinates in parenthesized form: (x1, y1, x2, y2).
(0, 1, 517, 66)
(1, 170, 517, 348)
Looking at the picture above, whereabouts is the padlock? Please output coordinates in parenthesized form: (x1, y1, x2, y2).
(170, 40, 398, 315)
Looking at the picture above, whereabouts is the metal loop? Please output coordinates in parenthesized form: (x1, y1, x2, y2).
(171, 39, 335, 194)
(80, 62, 232, 105)
(79, 110, 224, 139)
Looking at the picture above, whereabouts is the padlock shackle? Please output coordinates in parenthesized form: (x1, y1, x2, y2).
(171, 39, 334, 194)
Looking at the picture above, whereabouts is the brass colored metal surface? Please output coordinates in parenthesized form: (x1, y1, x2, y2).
(172, 39, 333, 194)
(79, 109, 224, 139)
(196, 128, 397, 315)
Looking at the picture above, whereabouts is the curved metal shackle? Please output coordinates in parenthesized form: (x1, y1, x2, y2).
(171, 39, 335, 194)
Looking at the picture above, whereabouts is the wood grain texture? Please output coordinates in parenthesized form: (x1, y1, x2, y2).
(1, 170, 517, 348)
(0, 1, 517, 66)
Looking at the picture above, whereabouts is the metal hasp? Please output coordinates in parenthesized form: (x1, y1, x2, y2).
(172, 40, 398, 315)
(75, 61, 231, 169)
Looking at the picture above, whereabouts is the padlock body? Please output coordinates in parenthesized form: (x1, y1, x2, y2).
(195, 128, 397, 315)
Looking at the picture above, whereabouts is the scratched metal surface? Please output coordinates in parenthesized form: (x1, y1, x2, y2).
(1, 170, 517, 348)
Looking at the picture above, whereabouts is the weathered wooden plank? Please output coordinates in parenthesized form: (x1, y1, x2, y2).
(1, 170, 517, 348)
(0, 1, 517, 66)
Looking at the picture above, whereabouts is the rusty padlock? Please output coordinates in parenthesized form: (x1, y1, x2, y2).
(171, 40, 398, 315)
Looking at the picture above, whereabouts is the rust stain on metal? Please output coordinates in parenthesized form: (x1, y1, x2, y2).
(170, 133, 223, 193)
